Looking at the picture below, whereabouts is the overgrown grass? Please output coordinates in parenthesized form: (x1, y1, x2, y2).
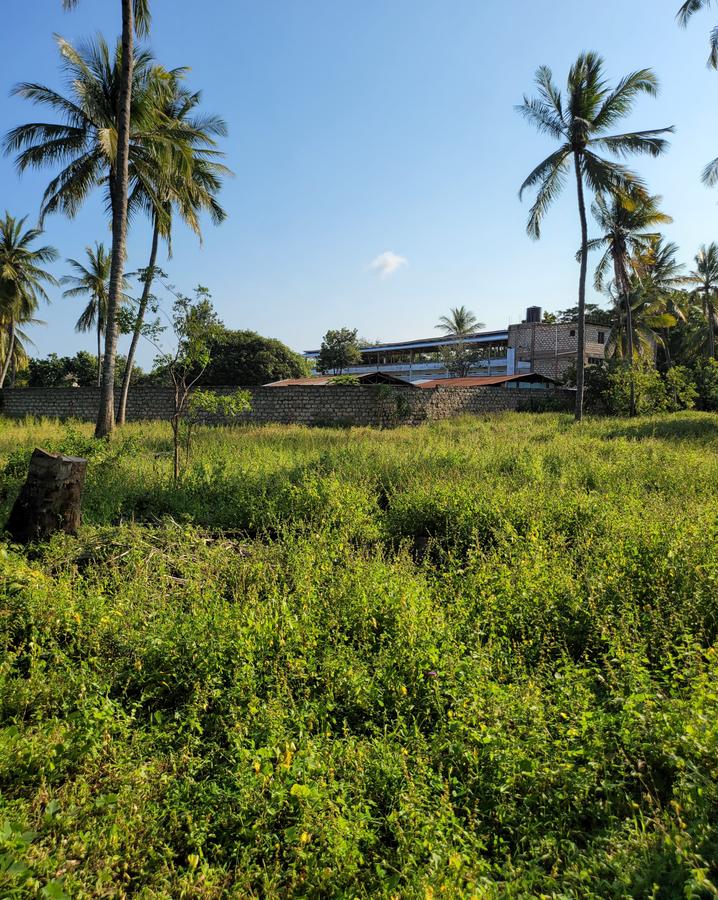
(1, 412, 717, 897)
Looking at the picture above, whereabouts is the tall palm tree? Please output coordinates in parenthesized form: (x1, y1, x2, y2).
(62, 0, 150, 436)
(4, 37, 193, 435)
(585, 193, 672, 415)
(61, 243, 112, 387)
(116, 75, 229, 424)
(436, 306, 484, 336)
(686, 243, 718, 358)
(677, 0, 718, 67)
(518, 52, 673, 421)
(0, 213, 58, 388)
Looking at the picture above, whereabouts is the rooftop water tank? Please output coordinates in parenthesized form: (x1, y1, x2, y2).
(525, 306, 542, 323)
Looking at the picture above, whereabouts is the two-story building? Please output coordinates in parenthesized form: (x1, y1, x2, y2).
(304, 307, 608, 383)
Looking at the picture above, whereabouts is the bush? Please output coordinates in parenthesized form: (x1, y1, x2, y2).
(692, 358, 718, 411)
(664, 365, 698, 412)
(575, 360, 699, 416)
(606, 360, 669, 415)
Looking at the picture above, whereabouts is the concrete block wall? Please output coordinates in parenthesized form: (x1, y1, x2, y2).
(508, 322, 608, 379)
(0, 384, 572, 427)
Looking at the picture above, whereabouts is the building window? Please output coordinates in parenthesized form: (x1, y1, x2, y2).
(569, 329, 576, 337)
(597, 331, 605, 344)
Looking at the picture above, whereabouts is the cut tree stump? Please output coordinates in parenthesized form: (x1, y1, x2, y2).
(6, 448, 88, 544)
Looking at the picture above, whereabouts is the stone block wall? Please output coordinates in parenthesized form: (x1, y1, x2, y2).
(0, 384, 572, 427)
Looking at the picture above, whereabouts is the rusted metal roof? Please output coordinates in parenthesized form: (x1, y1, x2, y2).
(417, 373, 559, 389)
(265, 377, 335, 386)
(265, 372, 412, 387)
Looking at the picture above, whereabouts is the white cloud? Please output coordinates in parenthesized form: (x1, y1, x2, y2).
(369, 250, 408, 279)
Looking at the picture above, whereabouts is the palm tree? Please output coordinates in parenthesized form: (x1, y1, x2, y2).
(686, 243, 718, 358)
(61, 0, 150, 436)
(604, 284, 678, 363)
(518, 53, 673, 421)
(116, 75, 229, 424)
(677, 3, 718, 186)
(4, 36, 193, 434)
(677, 0, 718, 67)
(585, 193, 672, 415)
(0, 213, 58, 388)
(0, 320, 39, 387)
(61, 243, 112, 387)
(436, 306, 484, 336)
(635, 238, 688, 367)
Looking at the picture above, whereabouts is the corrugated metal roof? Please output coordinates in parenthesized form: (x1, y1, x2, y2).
(265, 377, 334, 386)
(417, 373, 558, 389)
(304, 330, 509, 358)
(265, 373, 413, 387)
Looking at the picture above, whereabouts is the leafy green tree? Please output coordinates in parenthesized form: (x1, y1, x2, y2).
(691, 357, 718, 409)
(435, 306, 484, 336)
(0, 213, 57, 388)
(518, 52, 673, 421)
(664, 365, 698, 411)
(685, 243, 718, 358)
(553, 303, 612, 324)
(26, 351, 142, 388)
(316, 328, 362, 375)
(151, 286, 232, 482)
(61, 0, 150, 435)
(61, 243, 111, 387)
(439, 343, 485, 378)
(606, 359, 669, 415)
(200, 329, 311, 385)
(117, 73, 230, 424)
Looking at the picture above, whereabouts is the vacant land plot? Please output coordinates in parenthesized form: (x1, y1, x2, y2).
(1, 412, 717, 897)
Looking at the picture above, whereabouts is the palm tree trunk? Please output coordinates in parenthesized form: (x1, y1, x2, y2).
(624, 295, 636, 417)
(95, 0, 134, 438)
(708, 294, 716, 359)
(573, 154, 588, 424)
(117, 223, 159, 425)
(616, 258, 636, 417)
(96, 318, 102, 388)
(0, 321, 16, 389)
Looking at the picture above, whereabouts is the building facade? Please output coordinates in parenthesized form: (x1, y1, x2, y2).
(508, 319, 608, 379)
(305, 308, 608, 383)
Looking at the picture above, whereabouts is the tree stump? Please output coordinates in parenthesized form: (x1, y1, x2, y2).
(6, 448, 88, 544)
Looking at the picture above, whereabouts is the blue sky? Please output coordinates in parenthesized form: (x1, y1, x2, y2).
(1, 0, 716, 367)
